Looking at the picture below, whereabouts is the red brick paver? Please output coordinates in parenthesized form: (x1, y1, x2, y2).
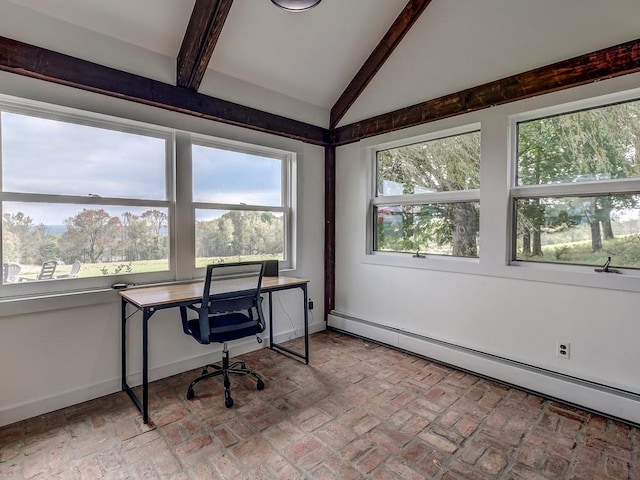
(0, 330, 638, 479)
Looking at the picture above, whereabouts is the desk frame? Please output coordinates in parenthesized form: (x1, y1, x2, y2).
(120, 277, 309, 424)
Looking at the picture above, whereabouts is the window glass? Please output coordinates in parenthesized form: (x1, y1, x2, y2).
(377, 131, 480, 196)
(192, 145, 282, 206)
(195, 209, 284, 267)
(375, 202, 479, 257)
(517, 101, 640, 186)
(3, 202, 169, 282)
(2, 112, 166, 200)
(514, 194, 640, 268)
(373, 129, 480, 258)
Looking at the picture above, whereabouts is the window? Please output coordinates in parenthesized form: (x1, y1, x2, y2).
(372, 129, 480, 258)
(0, 96, 299, 298)
(192, 141, 292, 269)
(513, 98, 640, 269)
(1, 107, 172, 289)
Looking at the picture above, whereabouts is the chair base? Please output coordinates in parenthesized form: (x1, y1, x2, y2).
(186, 343, 264, 408)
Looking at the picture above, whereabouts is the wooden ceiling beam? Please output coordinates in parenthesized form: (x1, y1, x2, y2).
(177, 0, 234, 91)
(329, 0, 433, 129)
(1, 35, 638, 149)
(0, 36, 330, 145)
(332, 38, 640, 146)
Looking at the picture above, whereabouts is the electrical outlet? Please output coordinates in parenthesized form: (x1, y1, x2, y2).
(557, 341, 570, 359)
(308, 299, 314, 310)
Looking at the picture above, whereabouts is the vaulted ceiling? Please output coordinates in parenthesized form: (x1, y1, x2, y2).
(1, 0, 639, 137)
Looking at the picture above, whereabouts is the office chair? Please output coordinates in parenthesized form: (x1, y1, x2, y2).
(180, 262, 266, 407)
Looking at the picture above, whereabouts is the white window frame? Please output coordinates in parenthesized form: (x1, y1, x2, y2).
(367, 124, 481, 263)
(0, 96, 175, 298)
(190, 135, 295, 273)
(509, 90, 640, 274)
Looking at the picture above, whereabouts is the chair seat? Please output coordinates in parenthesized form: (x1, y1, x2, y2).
(186, 312, 263, 344)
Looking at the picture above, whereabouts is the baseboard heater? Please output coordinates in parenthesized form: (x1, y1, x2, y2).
(328, 311, 640, 426)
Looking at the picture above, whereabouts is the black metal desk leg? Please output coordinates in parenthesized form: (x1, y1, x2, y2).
(268, 284, 309, 364)
(142, 307, 151, 424)
(121, 298, 127, 390)
(268, 291, 274, 348)
(121, 301, 153, 424)
(302, 283, 309, 364)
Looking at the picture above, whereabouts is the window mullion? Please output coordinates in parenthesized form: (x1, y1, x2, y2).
(174, 132, 194, 281)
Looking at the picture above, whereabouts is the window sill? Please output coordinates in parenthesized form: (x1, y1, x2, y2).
(502, 261, 640, 293)
(361, 252, 640, 293)
(0, 288, 118, 318)
(361, 251, 480, 275)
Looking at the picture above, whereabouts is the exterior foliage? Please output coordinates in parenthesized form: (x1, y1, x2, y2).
(3, 208, 168, 267)
(196, 210, 283, 260)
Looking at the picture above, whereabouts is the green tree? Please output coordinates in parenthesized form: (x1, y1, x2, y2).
(2, 212, 33, 263)
(141, 209, 168, 260)
(2, 212, 57, 264)
(60, 209, 121, 263)
(196, 210, 282, 260)
(120, 212, 148, 261)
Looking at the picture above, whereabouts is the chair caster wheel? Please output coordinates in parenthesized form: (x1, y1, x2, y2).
(257, 379, 265, 390)
(186, 388, 195, 400)
(225, 396, 234, 408)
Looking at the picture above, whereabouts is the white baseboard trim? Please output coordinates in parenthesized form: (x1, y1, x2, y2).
(328, 312, 640, 425)
(0, 322, 325, 427)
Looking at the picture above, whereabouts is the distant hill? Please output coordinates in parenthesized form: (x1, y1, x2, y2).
(45, 225, 66, 235)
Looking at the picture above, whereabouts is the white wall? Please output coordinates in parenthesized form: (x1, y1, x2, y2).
(0, 72, 326, 427)
(332, 72, 640, 423)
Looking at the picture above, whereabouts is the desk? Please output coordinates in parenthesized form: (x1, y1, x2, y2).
(120, 276, 309, 423)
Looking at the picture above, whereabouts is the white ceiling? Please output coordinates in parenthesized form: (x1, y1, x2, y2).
(2, 0, 640, 128)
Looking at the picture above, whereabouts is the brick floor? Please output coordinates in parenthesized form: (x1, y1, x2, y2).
(1, 330, 638, 479)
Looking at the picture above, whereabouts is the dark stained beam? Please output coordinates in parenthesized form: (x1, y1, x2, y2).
(333, 38, 640, 146)
(329, 0, 433, 129)
(0, 36, 330, 145)
(324, 145, 335, 320)
(177, 0, 234, 91)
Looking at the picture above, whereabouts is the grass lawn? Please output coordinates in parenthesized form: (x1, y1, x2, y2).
(17, 254, 282, 280)
(522, 234, 640, 268)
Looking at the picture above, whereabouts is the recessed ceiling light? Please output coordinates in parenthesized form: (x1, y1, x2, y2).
(271, 0, 322, 12)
